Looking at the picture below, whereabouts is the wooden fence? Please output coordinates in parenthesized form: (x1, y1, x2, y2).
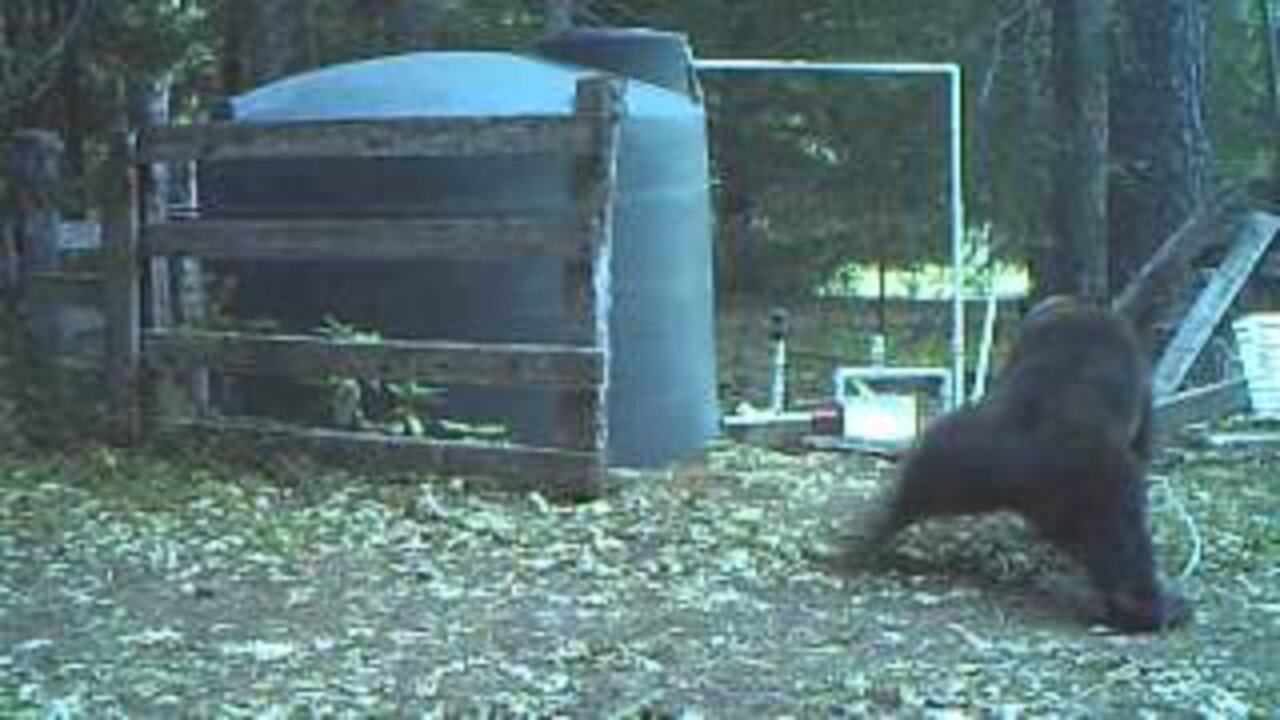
(83, 75, 622, 498)
(7, 73, 1273, 483)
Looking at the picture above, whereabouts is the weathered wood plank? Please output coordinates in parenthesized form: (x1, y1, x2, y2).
(556, 77, 623, 455)
(140, 128, 213, 418)
(137, 116, 591, 162)
(553, 389, 606, 452)
(1153, 212, 1280, 396)
(102, 131, 141, 442)
(156, 417, 604, 499)
(1111, 183, 1244, 324)
(1153, 378, 1251, 437)
(143, 330, 604, 389)
(143, 217, 588, 261)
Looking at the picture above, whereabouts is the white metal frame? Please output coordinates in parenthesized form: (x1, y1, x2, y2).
(694, 58, 968, 408)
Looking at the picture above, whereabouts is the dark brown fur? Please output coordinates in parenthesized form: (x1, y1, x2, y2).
(857, 296, 1189, 632)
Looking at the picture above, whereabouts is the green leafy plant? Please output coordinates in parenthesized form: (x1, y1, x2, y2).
(314, 317, 509, 442)
(315, 316, 445, 437)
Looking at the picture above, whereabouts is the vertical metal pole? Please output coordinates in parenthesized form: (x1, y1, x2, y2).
(949, 67, 967, 409)
(971, 291, 999, 401)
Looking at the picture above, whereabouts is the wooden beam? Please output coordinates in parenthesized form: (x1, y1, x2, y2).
(1152, 211, 1280, 396)
(156, 417, 604, 499)
(1153, 378, 1251, 436)
(137, 116, 592, 162)
(143, 216, 588, 261)
(556, 76, 622, 454)
(1110, 183, 1244, 324)
(143, 329, 604, 389)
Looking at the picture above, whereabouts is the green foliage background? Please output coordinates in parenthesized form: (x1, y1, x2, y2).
(0, 0, 1271, 295)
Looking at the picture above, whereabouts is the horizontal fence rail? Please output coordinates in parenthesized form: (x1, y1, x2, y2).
(143, 216, 592, 261)
(144, 330, 605, 389)
(138, 116, 597, 162)
(157, 418, 603, 497)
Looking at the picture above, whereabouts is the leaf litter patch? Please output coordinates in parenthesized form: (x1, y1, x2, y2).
(0, 440, 1276, 716)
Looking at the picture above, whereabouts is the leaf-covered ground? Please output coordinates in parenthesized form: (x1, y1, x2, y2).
(0, 435, 1277, 717)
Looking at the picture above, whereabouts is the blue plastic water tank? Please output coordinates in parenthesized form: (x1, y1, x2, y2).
(201, 31, 718, 468)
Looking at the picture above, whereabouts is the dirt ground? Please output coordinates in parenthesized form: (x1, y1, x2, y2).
(1, 430, 1277, 717)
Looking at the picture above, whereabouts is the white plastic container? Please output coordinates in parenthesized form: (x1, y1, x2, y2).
(841, 394, 919, 444)
(1233, 313, 1280, 418)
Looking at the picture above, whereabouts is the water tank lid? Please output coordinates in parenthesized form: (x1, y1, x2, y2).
(536, 27, 700, 99)
(225, 51, 695, 122)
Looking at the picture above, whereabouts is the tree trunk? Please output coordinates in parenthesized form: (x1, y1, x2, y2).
(384, 0, 442, 49)
(1108, 0, 1212, 304)
(1045, 0, 1111, 301)
(1259, 0, 1280, 126)
(221, 0, 296, 94)
(248, 0, 297, 84)
(219, 0, 250, 95)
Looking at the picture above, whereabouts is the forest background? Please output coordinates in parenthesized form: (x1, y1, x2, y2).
(3, 0, 1271, 298)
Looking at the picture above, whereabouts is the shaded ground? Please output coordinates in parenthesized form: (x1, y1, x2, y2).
(0, 434, 1277, 717)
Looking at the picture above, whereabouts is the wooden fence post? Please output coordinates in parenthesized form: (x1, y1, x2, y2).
(102, 131, 141, 443)
(134, 77, 210, 418)
(564, 76, 623, 489)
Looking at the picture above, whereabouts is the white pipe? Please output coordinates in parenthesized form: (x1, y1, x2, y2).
(768, 337, 787, 413)
(695, 59, 961, 75)
(693, 58, 967, 409)
(948, 68, 966, 408)
(971, 291, 1000, 401)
